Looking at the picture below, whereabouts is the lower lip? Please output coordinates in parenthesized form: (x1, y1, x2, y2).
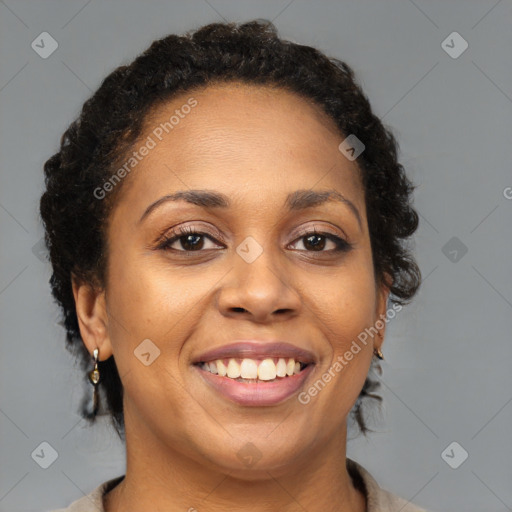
(194, 364, 315, 406)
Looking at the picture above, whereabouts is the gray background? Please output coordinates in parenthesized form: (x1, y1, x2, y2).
(1, 1, 511, 511)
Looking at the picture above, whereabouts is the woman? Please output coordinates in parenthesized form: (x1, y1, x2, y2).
(41, 20, 427, 512)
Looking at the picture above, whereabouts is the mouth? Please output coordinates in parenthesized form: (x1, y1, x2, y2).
(191, 341, 316, 406)
(195, 357, 310, 382)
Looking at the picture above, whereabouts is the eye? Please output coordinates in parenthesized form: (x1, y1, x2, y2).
(157, 225, 224, 252)
(289, 228, 352, 253)
(156, 225, 352, 254)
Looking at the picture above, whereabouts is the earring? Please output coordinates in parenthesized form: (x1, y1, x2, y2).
(373, 331, 384, 360)
(373, 347, 384, 360)
(87, 347, 100, 416)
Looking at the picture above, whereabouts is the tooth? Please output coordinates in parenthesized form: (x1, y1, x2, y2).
(286, 358, 295, 376)
(227, 358, 241, 378)
(216, 360, 227, 376)
(293, 361, 301, 375)
(240, 359, 258, 379)
(208, 362, 218, 374)
(276, 358, 287, 377)
(258, 358, 277, 381)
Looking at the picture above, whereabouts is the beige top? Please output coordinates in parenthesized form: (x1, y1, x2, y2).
(49, 458, 428, 511)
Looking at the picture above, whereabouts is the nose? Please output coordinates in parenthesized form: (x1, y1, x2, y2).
(216, 249, 302, 323)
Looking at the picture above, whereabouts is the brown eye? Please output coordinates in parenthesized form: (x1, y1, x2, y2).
(158, 226, 223, 252)
(290, 231, 352, 253)
(302, 233, 328, 251)
(174, 233, 205, 251)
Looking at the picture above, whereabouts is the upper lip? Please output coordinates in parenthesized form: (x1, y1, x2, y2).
(192, 341, 316, 364)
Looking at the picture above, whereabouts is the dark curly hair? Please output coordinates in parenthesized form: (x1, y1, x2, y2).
(39, 19, 421, 442)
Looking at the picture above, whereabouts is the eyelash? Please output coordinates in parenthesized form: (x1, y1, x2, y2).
(156, 225, 353, 254)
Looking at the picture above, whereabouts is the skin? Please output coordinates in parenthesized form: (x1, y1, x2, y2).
(72, 82, 390, 512)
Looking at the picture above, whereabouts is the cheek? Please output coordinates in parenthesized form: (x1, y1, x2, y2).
(107, 248, 191, 330)
(300, 256, 377, 416)
(105, 249, 216, 377)
(104, 258, 197, 431)
(310, 257, 377, 350)
(104, 254, 172, 372)
(300, 274, 376, 434)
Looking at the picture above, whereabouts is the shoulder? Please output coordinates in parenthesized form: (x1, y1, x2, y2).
(46, 475, 124, 512)
(47, 464, 432, 512)
(347, 458, 429, 512)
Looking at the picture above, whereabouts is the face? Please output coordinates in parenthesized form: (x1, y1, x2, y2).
(74, 82, 390, 477)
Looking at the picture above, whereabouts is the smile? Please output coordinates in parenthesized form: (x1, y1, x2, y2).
(193, 357, 314, 406)
(197, 357, 308, 382)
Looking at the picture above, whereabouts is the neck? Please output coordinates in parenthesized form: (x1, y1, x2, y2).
(103, 407, 366, 512)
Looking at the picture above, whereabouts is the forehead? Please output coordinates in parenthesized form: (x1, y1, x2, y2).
(143, 82, 350, 166)
(112, 82, 364, 218)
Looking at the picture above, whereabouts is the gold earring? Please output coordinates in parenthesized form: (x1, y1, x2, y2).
(88, 348, 100, 415)
(373, 347, 384, 360)
(373, 331, 384, 360)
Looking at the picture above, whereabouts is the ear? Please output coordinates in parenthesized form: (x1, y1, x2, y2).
(374, 272, 392, 351)
(71, 274, 113, 361)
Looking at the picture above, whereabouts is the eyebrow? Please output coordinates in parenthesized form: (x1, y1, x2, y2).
(138, 188, 362, 230)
